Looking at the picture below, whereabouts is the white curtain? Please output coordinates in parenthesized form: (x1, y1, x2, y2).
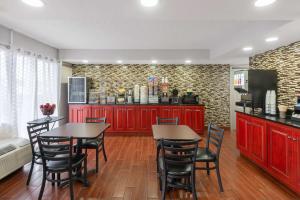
(0, 47, 59, 139)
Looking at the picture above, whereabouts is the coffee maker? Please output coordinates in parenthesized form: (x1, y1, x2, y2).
(291, 96, 300, 122)
(234, 69, 277, 114)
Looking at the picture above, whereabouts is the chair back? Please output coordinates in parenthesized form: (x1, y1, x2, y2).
(37, 136, 73, 168)
(156, 117, 179, 125)
(206, 123, 224, 158)
(86, 117, 106, 124)
(27, 122, 49, 155)
(160, 139, 198, 171)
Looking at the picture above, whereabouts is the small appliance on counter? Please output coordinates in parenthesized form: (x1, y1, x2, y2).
(127, 89, 133, 104)
(140, 86, 148, 104)
(148, 76, 159, 104)
(292, 96, 300, 122)
(134, 85, 140, 103)
(117, 87, 126, 104)
(88, 89, 100, 104)
(106, 96, 116, 104)
(234, 69, 277, 114)
(160, 77, 170, 104)
(170, 88, 179, 104)
(182, 90, 199, 104)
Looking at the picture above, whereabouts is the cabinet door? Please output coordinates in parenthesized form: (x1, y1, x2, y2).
(268, 122, 293, 184)
(292, 129, 300, 190)
(159, 106, 183, 124)
(125, 106, 136, 131)
(193, 107, 204, 133)
(138, 106, 159, 131)
(183, 107, 194, 129)
(114, 107, 126, 131)
(249, 118, 267, 167)
(69, 105, 91, 123)
(91, 106, 113, 131)
(236, 113, 250, 154)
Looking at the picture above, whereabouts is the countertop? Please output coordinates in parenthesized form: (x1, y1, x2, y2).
(70, 103, 205, 106)
(236, 110, 300, 129)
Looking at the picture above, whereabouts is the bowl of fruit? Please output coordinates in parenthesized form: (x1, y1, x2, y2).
(40, 103, 56, 120)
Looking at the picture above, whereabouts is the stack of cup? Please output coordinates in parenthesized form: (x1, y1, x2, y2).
(278, 105, 288, 119)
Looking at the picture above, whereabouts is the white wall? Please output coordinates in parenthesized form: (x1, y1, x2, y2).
(0, 24, 58, 59)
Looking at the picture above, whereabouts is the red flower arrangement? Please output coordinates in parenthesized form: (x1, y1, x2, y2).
(40, 103, 56, 119)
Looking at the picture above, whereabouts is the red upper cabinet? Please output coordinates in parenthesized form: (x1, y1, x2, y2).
(91, 106, 113, 132)
(249, 118, 267, 168)
(267, 122, 294, 185)
(69, 105, 91, 123)
(236, 113, 250, 154)
(137, 106, 159, 132)
(113, 106, 136, 132)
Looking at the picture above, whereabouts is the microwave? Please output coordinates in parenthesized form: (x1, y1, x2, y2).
(68, 77, 90, 103)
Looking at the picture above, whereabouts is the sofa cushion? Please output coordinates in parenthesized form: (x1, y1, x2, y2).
(0, 145, 16, 156)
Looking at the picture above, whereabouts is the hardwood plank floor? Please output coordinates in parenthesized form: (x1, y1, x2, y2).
(0, 131, 299, 200)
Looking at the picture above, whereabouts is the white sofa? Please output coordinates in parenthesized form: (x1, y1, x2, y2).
(0, 137, 32, 180)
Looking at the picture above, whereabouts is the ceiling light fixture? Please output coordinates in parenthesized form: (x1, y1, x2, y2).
(21, 0, 44, 7)
(254, 0, 276, 7)
(265, 36, 279, 42)
(151, 60, 157, 64)
(116, 60, 123, 64)
(82, 60, 89, 64)
(185, 60, 192, 64)
(242, 47, 253, 52)
(141, 0, 159, 7)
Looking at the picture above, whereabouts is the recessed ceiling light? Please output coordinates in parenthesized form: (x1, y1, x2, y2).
(242, 47, 253, 52)
(21, 0, 44, 7)
(265, 37, 279, 42)
(151, 60, 157, 64)
(185, 60, 192, 64)
(254, 0, 276, 7)
(116, 60, 123, 64)
(82, 60, 88, 64)
(141, 0, 159, 7)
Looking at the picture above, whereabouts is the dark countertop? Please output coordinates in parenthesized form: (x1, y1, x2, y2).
(236, 110, 300, 129)
(69, 103, 205, 106)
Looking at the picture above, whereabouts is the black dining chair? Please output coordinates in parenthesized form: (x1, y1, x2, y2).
(79, 117, 107, 173)
(26, 122, 50, 185)
(158, 139, 199, 200)
(156, 117, 179, 171)
(156, 117, 179, 125)
(37, 136, 87, 200)
(195, 123, 225, 192)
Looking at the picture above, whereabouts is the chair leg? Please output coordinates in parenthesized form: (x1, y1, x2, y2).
(215, 162, 224, 192)
(96, 149, 99, 173)
(206, 162, 210, 175)
(51, 173, 55, 186)
(69, 171, 74, 200)
(161, 173, 167, 200)
(191, 171, 198, 200)
(102, 143, 107, 162)
(26, 159, 35, 185)
(83, 155, 88, 187)
(156, 145, 160, 172)
(57, 173, 61, 186)
(38, 171, 46, 200)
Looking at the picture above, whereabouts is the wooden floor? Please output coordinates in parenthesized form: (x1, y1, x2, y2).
(0, 131, 299, 200)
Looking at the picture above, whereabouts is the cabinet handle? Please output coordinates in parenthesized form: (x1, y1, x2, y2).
(288, 136, 292, 139)
(293, 138, 298, 141)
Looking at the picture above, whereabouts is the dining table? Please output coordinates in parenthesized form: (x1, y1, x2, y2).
(41, 122, 111, 186)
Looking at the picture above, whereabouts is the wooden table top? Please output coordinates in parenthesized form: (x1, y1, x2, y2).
(42, 123, 111, 139)
(152, 125, 201, 141)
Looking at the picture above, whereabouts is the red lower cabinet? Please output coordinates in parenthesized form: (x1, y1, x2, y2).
(91, 106, 113, 132)
(236, 112, 300, 194)
(69, 105, 205, 134)
(69, 105, 91, 123)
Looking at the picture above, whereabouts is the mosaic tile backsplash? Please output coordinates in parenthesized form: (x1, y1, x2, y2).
(72, 64, 231, 127)
(250, 41, 300, 109)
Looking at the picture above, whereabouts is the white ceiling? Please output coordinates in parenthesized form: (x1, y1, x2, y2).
(0, 0, 300, 65)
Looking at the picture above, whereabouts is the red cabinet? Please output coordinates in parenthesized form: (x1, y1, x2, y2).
(69, 105, 205, 134)
(249, 118, 267, 168)
(69, 105, 91, 123)
(236, 113, 250, 154)
(182, 106, 204, 133)
(136, 106, 159, 132)
(268, 122, 293, 184)
(91, 106, 113, 132)
(236, 112, 300, 195)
